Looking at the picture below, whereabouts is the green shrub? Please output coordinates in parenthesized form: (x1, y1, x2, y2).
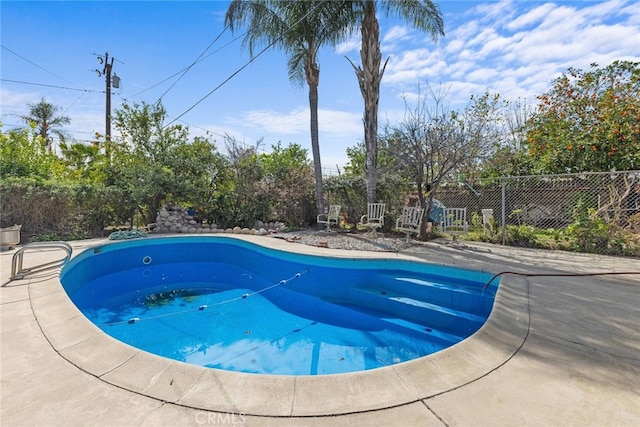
(505, 224, 539, 247)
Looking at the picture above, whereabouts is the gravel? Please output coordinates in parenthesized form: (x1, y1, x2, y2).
(269, 229, 417, 252)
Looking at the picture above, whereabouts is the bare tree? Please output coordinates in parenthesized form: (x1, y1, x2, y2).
(504, 98, 532, 152)
(384, 85, 503, 237)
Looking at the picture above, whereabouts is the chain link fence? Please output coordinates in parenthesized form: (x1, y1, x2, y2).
(432, 170, 640, 256)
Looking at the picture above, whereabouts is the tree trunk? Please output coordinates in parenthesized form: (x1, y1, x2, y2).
(307, 55, 324, 218)
(360, 3, 383, 204)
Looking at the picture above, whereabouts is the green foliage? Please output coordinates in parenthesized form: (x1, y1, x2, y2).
(566, 210, 611, 253)
(479, 145, 535, 179)
(555, 199, 626, 255)
(0, 125, 63, 179)
(504, 224, 539, 247)
(259, 142, 315, 226)
(0, 177, 121, 240)
(108, 101, 212, 223)
(324, 174, 366, 225)
(527, 61, 640, 173)
(58, 140, 103, 181)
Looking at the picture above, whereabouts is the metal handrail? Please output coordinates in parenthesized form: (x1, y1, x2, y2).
(10, 242, 73, 281)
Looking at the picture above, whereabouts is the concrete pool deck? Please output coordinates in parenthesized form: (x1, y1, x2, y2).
(1, 235, 639, 426)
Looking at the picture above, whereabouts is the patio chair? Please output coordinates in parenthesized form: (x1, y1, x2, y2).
(317, 205, 341, 231)
(440, 207, 468, 242)
(396, 206, 424, 241)
(359, 203, 385, 233)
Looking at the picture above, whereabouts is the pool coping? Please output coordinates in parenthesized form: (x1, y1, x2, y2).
(30, 234, 529, 417)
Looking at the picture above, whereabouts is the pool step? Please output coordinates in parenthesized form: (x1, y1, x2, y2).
(378, 315, 465, 344)
(347, 286, 486, 336)
(373, 273, 494, 316)
(335, 302, 465, 345)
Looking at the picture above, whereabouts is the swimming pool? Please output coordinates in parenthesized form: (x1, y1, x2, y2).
(61, 236, 498, 375)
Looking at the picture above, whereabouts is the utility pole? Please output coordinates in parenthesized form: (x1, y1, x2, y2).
(95, 52, 120, 157)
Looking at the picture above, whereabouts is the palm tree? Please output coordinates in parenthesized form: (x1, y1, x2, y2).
(225, 1, 348, 218)
(344, 1, 444, 203)
(19, 97, 71, 153)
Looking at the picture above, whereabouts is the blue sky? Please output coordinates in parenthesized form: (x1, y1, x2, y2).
(1, 0, 639, 174)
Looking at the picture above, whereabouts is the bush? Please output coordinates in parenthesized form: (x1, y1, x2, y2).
(505, 224, 539, 247)
(552, 200, 640, 256)
(0, 178, 123, 242)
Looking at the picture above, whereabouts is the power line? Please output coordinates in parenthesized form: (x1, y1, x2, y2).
(166, 56, 258, 126)
(166, 115, 228, 140)
(128, 28, 247, 100)
(0, 78, 102, 93)
(155, 23, 232, 104)
(62, 92, 87, 114)
(166, 1, 325, 127)
(1, 44, 77, 86)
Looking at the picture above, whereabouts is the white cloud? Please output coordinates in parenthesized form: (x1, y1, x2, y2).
(382, 25, 412, 51)
(226, 107, 361, 142)
(334, 37, 360, 55)
(471, 0, 517, 27)
(0, 87, 48, 122)
(240, 108, 309, 135)
(506, 3, 557, 31)
(318, 109, 362, 136)
(369, 0, 640, 132)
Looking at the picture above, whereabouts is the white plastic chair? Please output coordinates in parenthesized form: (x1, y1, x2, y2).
(317, 205, 341, 231)
(441, 207, 468, 237)
(359, 203, 385, 233)
(396, 206, 424, 241)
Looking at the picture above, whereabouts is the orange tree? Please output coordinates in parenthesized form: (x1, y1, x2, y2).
(526, 60, 640, 173)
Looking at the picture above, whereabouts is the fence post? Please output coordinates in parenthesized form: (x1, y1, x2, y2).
(501, 178, 506, 245)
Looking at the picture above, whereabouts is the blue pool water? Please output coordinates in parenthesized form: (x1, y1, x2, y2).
(61, 236, 498, 375)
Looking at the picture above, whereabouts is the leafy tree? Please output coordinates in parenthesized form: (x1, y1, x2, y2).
(343, 0, 444, 204)
(225, 0, 348, 218)
(260, 141, 310, 181)
(527, 60, 640, 173)
(260, 142, 315, 225)
(109, 101, 211, 225)
(218, 135, 269, 227)
(166, 136, 227, 210)
(59, 141, 103, 181)
(18, 97, 70, 152)
(0, 124, 62, 179)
